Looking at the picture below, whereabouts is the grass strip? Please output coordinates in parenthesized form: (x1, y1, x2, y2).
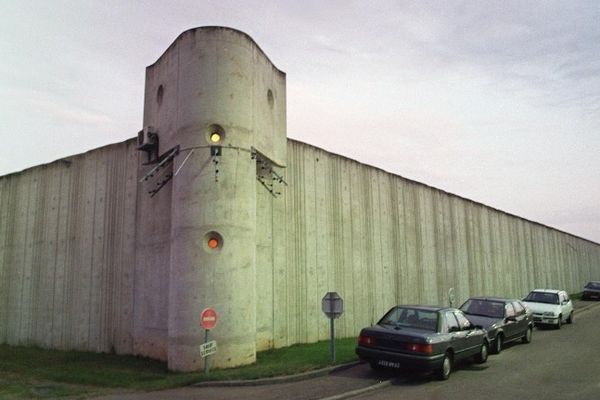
(0, 338, 358, 397)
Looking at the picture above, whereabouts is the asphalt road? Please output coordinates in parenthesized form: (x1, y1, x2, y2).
(353, 300, 600, 400)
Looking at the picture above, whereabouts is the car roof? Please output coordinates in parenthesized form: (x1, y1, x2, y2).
(466, 296, 519, 303)
(393, 305, 449, 312)
(528, 289, 563, 294)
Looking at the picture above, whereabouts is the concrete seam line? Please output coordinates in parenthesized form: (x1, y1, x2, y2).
(319, 380, 392, 400)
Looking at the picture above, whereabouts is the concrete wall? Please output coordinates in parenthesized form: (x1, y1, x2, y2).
(0, 140, 138, 354)
(255, 140, 600, 350)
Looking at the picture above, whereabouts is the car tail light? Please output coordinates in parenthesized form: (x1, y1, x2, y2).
(358, 335, 377, 346)
(405, 343, 433, 354)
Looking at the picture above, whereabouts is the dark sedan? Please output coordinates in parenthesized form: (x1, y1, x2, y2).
(356, 305, 488, 380)
(582, 281, 600, 300)
(459, 297, 533, 354)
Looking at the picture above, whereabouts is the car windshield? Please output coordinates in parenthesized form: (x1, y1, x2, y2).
(379, 307, 438, 331)
(460, 299, 505, 318)
(523, 291, 559, 304)
(585, 282, 600, 289)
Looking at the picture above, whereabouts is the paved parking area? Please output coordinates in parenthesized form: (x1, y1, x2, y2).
(93, 299, 600, 400)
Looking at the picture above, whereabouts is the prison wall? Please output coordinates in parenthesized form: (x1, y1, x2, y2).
(0, 140, 139, 354)
(3, 26, 600, 372)
(255, 139, 600, 350)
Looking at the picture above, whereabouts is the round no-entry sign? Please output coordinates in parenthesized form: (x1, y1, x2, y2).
(200, 308, 218, 330)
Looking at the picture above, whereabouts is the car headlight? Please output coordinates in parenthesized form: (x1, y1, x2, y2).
(542, 312, 556, 317)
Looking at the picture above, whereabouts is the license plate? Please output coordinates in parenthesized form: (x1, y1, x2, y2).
(378, 360, 401, 368)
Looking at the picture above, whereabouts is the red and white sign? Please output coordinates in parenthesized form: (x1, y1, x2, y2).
(200, 308, 218, 330)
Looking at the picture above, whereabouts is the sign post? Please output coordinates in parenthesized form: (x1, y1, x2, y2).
(321, 292, 344, 363)
(448, 288, 456, 307)
(200, 308, 218, 374)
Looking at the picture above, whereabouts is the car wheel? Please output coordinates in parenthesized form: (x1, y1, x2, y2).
(475, 341, 488, 364)
(437, 352, 452, 380)
(567, 312, 573, 324)
(492, 334, 503, 354)
(556, 315, 562, 330)
(522, 327, 532, 344)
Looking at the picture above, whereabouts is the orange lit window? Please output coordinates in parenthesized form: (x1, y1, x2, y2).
(208, 238, 219, 249)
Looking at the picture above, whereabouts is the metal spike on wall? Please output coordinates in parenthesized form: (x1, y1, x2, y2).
(252, 149, 286, 197)
(140, 145, 180, 197)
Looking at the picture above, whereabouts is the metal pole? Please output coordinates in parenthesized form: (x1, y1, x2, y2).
(204, 329, 210, 374)
(330, 318, 336, 363)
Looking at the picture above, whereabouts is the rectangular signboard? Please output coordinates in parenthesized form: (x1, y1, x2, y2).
(199, 340, 217, 358)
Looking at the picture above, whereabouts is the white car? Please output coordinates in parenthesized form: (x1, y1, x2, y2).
(522, 289, 574, 329)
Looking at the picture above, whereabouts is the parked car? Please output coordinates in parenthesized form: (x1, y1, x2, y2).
(459, 297, 533, 354)
(582, 281, 600, 300)
(522, 289, 574, 328)
(355, 305, 488, 380)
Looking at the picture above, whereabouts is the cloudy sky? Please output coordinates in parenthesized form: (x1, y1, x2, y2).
(1, 0, 599, 243)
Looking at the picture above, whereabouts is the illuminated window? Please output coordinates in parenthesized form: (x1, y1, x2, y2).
(204, 231, 223, 251)
(210, 132, 221, 143)
(207, 124, 225, 144)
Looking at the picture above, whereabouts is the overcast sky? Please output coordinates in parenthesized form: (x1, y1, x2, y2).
(1, 1, 599, 243)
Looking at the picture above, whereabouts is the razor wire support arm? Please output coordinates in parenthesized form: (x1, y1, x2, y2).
(142, 144, 287, 197)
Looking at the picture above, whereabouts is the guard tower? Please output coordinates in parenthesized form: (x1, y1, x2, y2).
(138, 27, 286, 371)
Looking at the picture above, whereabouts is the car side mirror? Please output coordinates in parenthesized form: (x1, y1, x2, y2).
(449, 326, 460, 333)
(505, 316, 516, 322)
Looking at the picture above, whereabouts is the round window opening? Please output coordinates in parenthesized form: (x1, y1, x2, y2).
(205, 231, 224, 251)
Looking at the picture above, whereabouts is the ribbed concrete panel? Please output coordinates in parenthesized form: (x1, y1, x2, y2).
(0, 179, 7, 341)
(0, 140, 139, 354)
(257, 139, 600, 347)
(256, 171, 275, 350)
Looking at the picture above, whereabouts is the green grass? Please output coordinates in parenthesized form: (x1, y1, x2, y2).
(0, 338, 358, 398)
(570, 292, 584, 300)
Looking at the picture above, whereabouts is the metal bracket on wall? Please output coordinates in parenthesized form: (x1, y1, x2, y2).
(140, 145, 180, 197)
(251, 148, 287, 198)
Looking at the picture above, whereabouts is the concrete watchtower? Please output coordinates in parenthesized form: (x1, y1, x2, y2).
(141, 27, 286, 371)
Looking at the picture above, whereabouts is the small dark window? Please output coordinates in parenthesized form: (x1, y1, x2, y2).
(157, 85, 164, 106)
